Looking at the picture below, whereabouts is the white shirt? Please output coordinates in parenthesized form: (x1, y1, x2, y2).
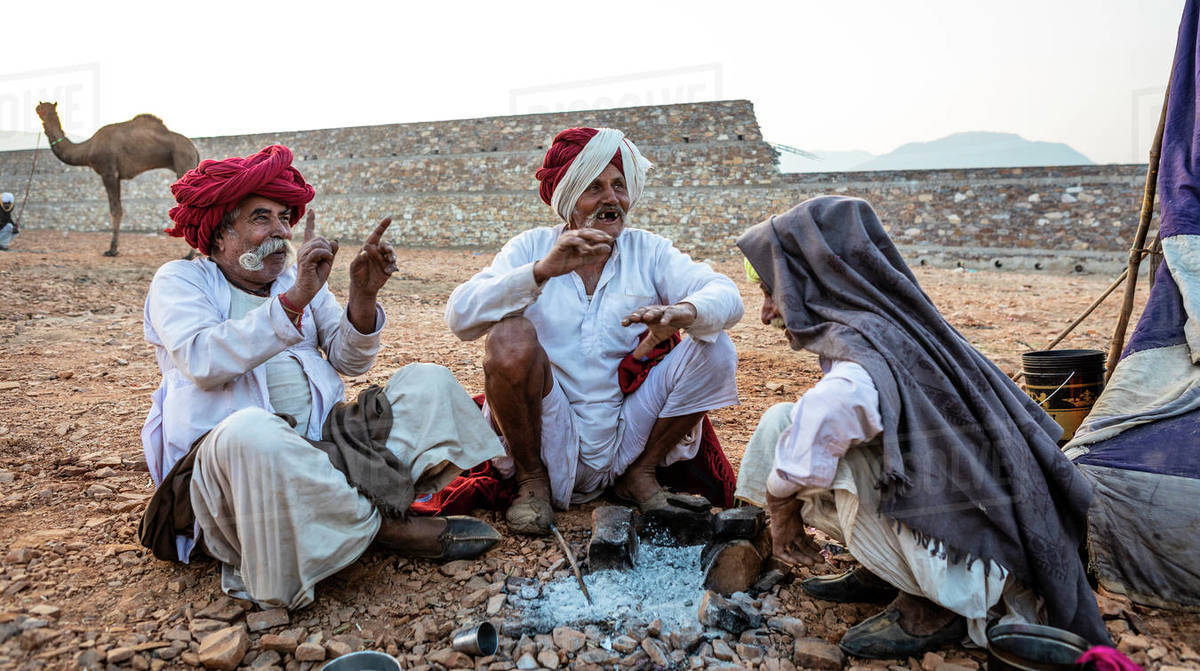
(228, 287, 314, 434)
(141, 257, 385, 487)
(445, 225, 743, 457)
(766, 359, 884, 498)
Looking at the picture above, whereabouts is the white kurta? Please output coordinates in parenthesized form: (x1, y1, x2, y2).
(735, 360, 1040, 647)
(445, 225, 743, 499)
(141, 257, 384, 560)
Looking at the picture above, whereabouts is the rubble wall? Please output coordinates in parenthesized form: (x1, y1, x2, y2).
(0, 101, 1152, 272)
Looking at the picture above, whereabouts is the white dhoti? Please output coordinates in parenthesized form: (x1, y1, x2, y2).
(189, 363, 505, 609)
(737, 402, 1042, 647)
(488, 333, 739, 509)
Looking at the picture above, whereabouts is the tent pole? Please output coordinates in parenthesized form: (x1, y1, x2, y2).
(1106, 83, 1171, 381)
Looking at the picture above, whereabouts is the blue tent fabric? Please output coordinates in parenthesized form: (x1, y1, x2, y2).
(1064, 0, 1200, 610)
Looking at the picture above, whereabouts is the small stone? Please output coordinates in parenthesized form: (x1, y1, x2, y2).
(752, 569, 789, 594)
(195, 596, 245, 622)
(698, 590, 762, 634)
(712, 506, 765, 541)
(28, 604, 60, 618)
(702, 540, 764, 596)
(712, 638, 736, 661)
(486, 593, 506, 616)
(765, 380, 786, 393)
(196, 625, 250, 670)
(515, 652, 538, 670)
(189, 618, 226, 636)
(588, 506, 639, 572)
(164, 627, 192, 643)
(325, 640, 353, 658)
(537, 649, 560, 669)
(735, 643, 764, 661)
(245, 608, 289, 632)
(107, 646, 136, 663)
(767, 616, 807, 639)
(793, 638, 845, 670)
(76, 649, 105, 669)
(552, 627, 586, 653)
(4, 548, 33, 564)
(439, 559, 475, 579)
(642, 638, 669, 666)
(1118, 634, 1150, 654)
(0, 470, 13, 484)
(922, 652, 945, 671)
(612, 635, 638, 654)
(85, 484, 113, 498)
(647, 619, 663, 637)
(250, 650, 282, 668)
(257, 632, 296, 653)
(294, 642, 325, 662)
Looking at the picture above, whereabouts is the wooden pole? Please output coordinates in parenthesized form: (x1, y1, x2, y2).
(1106, 83, 1171, 381)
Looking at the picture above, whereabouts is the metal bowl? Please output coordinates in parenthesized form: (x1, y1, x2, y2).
(319, 650, 402, 671)
(987, 623, 1089, 671)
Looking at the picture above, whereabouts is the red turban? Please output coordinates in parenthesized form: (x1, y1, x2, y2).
(535, 128, 624, 206)
(166, 145, 315, 255)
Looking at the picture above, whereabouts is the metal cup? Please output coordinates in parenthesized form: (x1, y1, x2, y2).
(451, 621, 498, 656)
(319, 650, 401, 671)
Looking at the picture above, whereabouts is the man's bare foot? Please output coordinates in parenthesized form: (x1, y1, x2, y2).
(890, 593, 959, 636)
(375, 516, 448, 556)
(506, 474, 554, 536)
(611, 465, 661, 505)
(766, 492, 824, 567)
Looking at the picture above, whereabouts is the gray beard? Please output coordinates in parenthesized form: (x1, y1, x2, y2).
(238, 237, 296, 271)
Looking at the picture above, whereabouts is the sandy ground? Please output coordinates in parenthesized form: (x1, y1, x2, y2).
(0, 229, 1196, 670)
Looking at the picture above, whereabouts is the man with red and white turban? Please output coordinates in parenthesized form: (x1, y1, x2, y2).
(446, 128, 743, 535)
(141, 145, 505, 609)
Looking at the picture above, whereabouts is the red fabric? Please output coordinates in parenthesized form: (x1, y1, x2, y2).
(165, 144, 315, 255)
(1077, 647, 1143, 671)
(411, 335, 737, 516)
(534, 127, 625, 206)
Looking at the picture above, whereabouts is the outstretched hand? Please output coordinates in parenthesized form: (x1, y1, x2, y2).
(623, 302, 698, 359)
(290, 211, 340, 306)
(766, 492, 825, 567)
(532, 229, 614, 283)
(349, 217, 397, 297)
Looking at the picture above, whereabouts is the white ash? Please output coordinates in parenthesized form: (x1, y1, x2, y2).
(521, 542, 704, 635)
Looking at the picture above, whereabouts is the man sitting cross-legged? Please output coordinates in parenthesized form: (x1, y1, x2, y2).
(734, 196, 1107, 658)
(140, 145, 505, 609)
(445, 127, 743, 535)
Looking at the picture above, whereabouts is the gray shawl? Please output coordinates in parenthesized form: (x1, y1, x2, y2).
(737, 196, 1106, 643)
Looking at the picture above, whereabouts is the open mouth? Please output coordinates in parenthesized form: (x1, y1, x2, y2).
(595, 209, 622, 223)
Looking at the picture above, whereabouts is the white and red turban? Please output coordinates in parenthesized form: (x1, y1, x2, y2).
(535, 127, 653, 222)
(166, 145, 315, 254)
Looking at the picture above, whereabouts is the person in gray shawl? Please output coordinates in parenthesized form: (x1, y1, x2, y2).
(734, 196, 1106, 658)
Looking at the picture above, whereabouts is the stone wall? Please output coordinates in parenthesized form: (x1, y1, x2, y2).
(0, 100, 1153, 273)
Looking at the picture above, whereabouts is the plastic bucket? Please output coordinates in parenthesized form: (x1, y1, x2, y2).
(1021, 349, 1105, 444)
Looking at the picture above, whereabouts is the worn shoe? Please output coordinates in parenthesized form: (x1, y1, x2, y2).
(413, 516, 502, 561)
(505, 491, 554, 536)
(839, 608, 967, 659)
(800, 567, 899, 604)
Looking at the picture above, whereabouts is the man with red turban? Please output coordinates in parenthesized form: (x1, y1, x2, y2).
(141, 145, 505, 609)
(446, 128, 743, 535)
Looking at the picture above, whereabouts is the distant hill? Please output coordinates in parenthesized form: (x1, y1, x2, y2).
(854, 131, 1092, 171)
(775, 131, 1092, 173)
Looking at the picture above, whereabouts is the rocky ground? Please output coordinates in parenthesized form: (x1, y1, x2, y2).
(0, 230, 1197, 671)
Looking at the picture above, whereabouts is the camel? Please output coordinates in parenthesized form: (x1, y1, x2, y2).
(35, 101, 200, 257)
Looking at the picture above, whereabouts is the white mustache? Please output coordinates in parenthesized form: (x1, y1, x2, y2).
(238, 237, 295, 271)
(583, 204, 627, 228)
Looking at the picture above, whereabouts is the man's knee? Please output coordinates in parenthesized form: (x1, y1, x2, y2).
(758, 402, 795, 432)
(388, 362, 456, 389)
(206, 407, 294, 463)
(484, 317, 543, 382)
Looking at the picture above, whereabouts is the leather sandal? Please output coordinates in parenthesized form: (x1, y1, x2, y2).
(505, 491, 554, 536)
(839, 608, 967, 659)
(800, 567, 899, 604)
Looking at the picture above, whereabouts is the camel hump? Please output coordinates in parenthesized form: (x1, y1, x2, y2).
(132, 113, 166, 125)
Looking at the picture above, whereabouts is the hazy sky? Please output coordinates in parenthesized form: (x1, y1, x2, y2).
(1, 0, 1182, 164)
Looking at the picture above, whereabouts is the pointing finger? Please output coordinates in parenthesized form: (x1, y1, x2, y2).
(304, 211, 316, 242)
(366, 217, 393, 246)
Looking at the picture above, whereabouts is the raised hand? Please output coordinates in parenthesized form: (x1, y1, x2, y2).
(766, 491, 825, 567)
(532, 229, 614, 283)
(288, 211, 340, 308)
(349, 217, 397, 298)
(622, 302, 698, 359)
